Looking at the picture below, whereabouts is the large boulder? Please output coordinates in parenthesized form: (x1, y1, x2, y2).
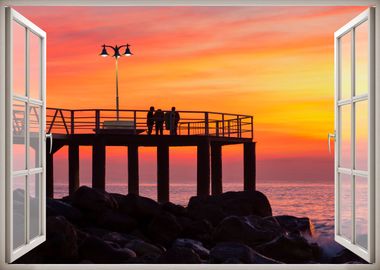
(213, 215, 281, 247)
(102, 232, 136, 247)
(124, 239, 164, 257)
(46, 198, 83, 224)
(161, 201, 187, 216)
(254, 234, 321, 263)
(44, 216, 79, 263)
(173, 239, 210, 259)
(180, 218, 214, 244)
(92, 210, 138, 233)
(116, 193, 160, 222)
(14, 216, 79, 263)
(71, 186, 118, 213)
(79, 236, 136, 263)
(157, 246, 202, 264)
(146, 211, 182, 247)
(264, 215, 314, 237)
(209, 242, 282, 264)
(331, 249, 367, 264)
(188, 191, 272, 225)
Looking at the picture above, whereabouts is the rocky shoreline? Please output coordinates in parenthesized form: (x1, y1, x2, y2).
(16, 186, 365, 264)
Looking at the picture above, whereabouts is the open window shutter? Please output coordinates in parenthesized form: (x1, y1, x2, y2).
(5, 7, 47, 262)
(334, 7, 375, 263)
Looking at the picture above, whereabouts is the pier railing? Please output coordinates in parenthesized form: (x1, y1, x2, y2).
(46, 108, 254, 139)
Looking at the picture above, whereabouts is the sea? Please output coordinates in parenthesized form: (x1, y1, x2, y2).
(54, 181, 343, 256)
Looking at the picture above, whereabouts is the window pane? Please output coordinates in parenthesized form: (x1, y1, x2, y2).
(355, 175, 368, 250)
(339, 105, 351, 168)
(355, 21, 369, 96)
(13, 175, 26, 250)
(340, 173, 352, 240)
(29, 32, 41, 100)
(29, 173, 41, 240)
(12, 21, 26, 97)
(340, 32, 352, 100)
(29, 106, 41, 169)
(355, 101, 368, 171)
(13, 100, 26, 171)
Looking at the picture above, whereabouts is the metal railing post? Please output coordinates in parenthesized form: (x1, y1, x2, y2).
(228, 120, 231, 137)
(222, 114, 225, 137)
(95, 110, 100, 134)
(216, 121, 219, 137)
(205, 112, 209, 136)
(71, 110, 75, 134)
(133, 111, 137, 134)
(251, 116, 254, 139)
(188, 122, 191, 136)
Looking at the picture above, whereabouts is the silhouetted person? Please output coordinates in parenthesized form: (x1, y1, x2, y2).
(164, 111, 171, 131)
(147, 106, 155, 135)
(170, 107, 180, 135)
(154, 109, 165, 135)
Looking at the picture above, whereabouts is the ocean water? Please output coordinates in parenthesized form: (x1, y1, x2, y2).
(54, 181, 335, 246)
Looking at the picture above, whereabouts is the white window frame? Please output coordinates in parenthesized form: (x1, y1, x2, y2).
(0, 1, 379, 270)
(334, 8, 375, 262)
(5, 8, 47, 263)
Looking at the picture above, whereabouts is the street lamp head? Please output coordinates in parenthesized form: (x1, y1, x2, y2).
(124, 44, 133, 57)
(113, 49, 122, 59)
(100, 45, 109, 57)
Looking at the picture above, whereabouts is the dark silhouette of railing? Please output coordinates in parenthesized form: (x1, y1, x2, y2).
(46, 108, 254, 139)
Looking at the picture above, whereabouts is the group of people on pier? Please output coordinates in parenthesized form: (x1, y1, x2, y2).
(147, 106, 180, 135)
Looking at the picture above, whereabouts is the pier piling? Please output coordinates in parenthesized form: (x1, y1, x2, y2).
(128, 144, 139, 195)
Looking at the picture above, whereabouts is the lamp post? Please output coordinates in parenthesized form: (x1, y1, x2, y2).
(99, 44, 133, 120)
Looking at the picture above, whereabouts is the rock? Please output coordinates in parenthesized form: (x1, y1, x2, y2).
(173, 239, 209, 259)
(161, 201, 187, 216)
(187, 197, 225, 225)
(102, 232, 135, 246)
(181, 219, 214, 244)
(117, 193, 160, 222)
(158, 246, 202, 264)
(71, 186, 118, 213)
(124, 239, 164, 257)
(264, 215, 314, 236)
(255, 234, 320, 263)
(83, 227, 111, 238)
(210, 242, 281, 264)
(79, 236, 136, 263)
(46, 198, 83, 224)
(331, 249, 367, 264)
(146, 211, 182, 247)
(213, 215, 281, 247)
(41, 216, 79, 263)
(92, 210, 137, 233)
(188, 191, 272, 225)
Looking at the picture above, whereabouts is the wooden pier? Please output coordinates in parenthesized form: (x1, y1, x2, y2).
(45, 108, 256, 202)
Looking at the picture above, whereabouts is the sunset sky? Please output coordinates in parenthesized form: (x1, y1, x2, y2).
(16, 6, 367, 189)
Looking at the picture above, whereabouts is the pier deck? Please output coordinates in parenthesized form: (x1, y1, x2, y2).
(45, 108, 256, 202)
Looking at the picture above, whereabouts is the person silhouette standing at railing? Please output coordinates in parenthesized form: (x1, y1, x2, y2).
(170, 107, 180, 135)
(154, 109, 165, 135)
(147, 106, 155, 135)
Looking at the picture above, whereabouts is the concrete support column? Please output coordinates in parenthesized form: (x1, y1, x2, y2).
(46, 150, 54, 198)
(128, 144, 139, 195)
(157, 144, 169, 203)
(92, 139, 106, 190)
(244, 141, 256, 191)
(211, 143, 223, 195)
(69, 143, 80, 195)
(197, 141, 210, 197)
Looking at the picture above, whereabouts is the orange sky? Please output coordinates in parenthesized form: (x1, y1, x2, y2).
(16, 6, 367, 185)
